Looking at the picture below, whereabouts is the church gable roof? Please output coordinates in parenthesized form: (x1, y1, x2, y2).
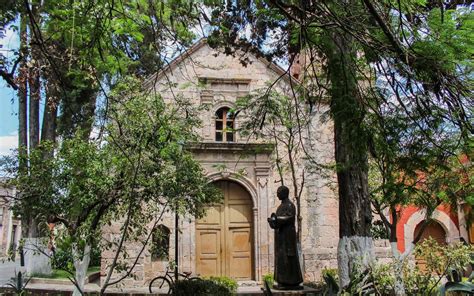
(143, 38, 299, 88)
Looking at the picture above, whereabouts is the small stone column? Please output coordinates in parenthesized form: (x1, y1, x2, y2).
(200, 90, 213, 140)
(255, 166, 271, 281)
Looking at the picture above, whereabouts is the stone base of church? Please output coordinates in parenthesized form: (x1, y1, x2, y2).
(267, 286, 321, 295)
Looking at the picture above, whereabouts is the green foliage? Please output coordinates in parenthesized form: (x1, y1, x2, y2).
(31, 267, 98, 280)
(0, 0, 204, 140)
(262, 273, 274, 288)
(1, 77, 221, 285)
(0, 0, 20, 84)
(322, 267, 338, 281)
(204, 0, 474, 243)
(51, 248, 74, 273)
(371, 220, 389, 240)
(5, 82, 221, 230)
(206, 276, 238, 293)
(172, 278, 235, 296)
(5, 271, 30, 295)
(51, 239, 101, 272)
(347, 238, 473, 295)
(414, 238, 473, 279)
(440, 281, 474, 296)
(322, 269, 339, 296)
(318, 239, 473, 295)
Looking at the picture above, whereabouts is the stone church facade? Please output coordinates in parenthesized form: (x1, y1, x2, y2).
(101, 39, 341, 286)
(0, 29, 469, 285)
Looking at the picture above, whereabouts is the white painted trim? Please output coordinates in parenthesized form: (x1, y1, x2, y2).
(404, 209, 459, 251)
(337, 236, 374, 288)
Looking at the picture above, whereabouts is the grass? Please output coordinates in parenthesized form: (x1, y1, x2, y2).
(32, 266, 100, 279)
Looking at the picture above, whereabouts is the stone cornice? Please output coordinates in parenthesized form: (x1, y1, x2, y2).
(187, 142, 274, 154)
(198, 77, 252, 85)
(255, 166, 271, 176)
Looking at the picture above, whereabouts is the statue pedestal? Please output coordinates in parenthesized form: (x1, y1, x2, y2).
(273, 284, 304, 290)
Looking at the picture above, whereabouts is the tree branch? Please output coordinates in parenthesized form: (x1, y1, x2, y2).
(0, 69, 18, 90)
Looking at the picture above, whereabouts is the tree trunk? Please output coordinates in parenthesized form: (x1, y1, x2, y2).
(72, 244, 91, 296)
(27, 46, 41, 240)
(28, 53, 40, 151)
(41, 75, 58, 146)
(390, 241, 415, 296)
(324, 25, 374, 288)
(19, 6, 51, 275)
(392, 248, 406, 296)
(40, 93, 57, 143)
(18, 14, 28, 176)
(80, 94, 97, 139)
(24, 237, 52, 275)
(18, 15, 30, 266)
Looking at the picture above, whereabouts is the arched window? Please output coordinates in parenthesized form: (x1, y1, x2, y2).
(151, 225, 170, 261)
(215, 107, 235, 142)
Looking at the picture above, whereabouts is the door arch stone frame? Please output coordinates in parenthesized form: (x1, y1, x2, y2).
(204, 171, 259, 280)
(404, 209, 460, 251)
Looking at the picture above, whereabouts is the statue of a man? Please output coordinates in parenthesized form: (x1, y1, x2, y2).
(267, 185, 303, 290)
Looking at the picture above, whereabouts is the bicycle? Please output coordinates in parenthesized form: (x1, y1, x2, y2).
(148, 266, 200, 294)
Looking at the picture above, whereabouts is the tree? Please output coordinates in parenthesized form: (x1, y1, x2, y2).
(367, 105, 473, 295)
(0, 0, 20, 89)
(1, 0, 471, 292)
(204, 1, 376, 286)
(236, 89, 308, 243)
(0, 0, 203, 279)
(2, 79, 221, 295)
(202, 0, 472, 288)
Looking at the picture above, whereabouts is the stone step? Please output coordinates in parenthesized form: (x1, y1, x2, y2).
(238, 280, 259, 287)
(237, 285, 322, 296)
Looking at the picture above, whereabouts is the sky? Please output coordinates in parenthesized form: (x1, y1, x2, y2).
(0, 25, 20, 156)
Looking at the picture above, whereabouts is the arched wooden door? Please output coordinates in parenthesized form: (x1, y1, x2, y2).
(414, 220, 447, 245)
(196, 180, 254, 280)
(414, 220, 447, 271)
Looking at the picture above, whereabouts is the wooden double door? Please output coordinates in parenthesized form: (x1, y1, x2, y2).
(196, 181, 254, 280)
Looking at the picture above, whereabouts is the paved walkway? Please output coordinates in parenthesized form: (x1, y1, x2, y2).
(23, 282, 265, 294)
(0, 258, 21, 286)
(1, 275, 266, 295)
(0, 260, 318, 295)
(5, 282, 320, 295)
(16, 284, 264, 295)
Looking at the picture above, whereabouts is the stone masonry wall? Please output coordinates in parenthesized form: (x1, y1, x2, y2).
(101, 41, 392, 287)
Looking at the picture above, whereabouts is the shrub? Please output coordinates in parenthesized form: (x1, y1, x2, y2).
(322, 267, 338, 279)
(173, 278, 235, 296)
(262, 273, 274, 288)
(89, 247, 101, 267)
(207, 276, 238, 293)
(51, 248, 74, 272)
(321, 268, 339, 295)
(51, 242, 101, 272)
(339, 238, 474, 295)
